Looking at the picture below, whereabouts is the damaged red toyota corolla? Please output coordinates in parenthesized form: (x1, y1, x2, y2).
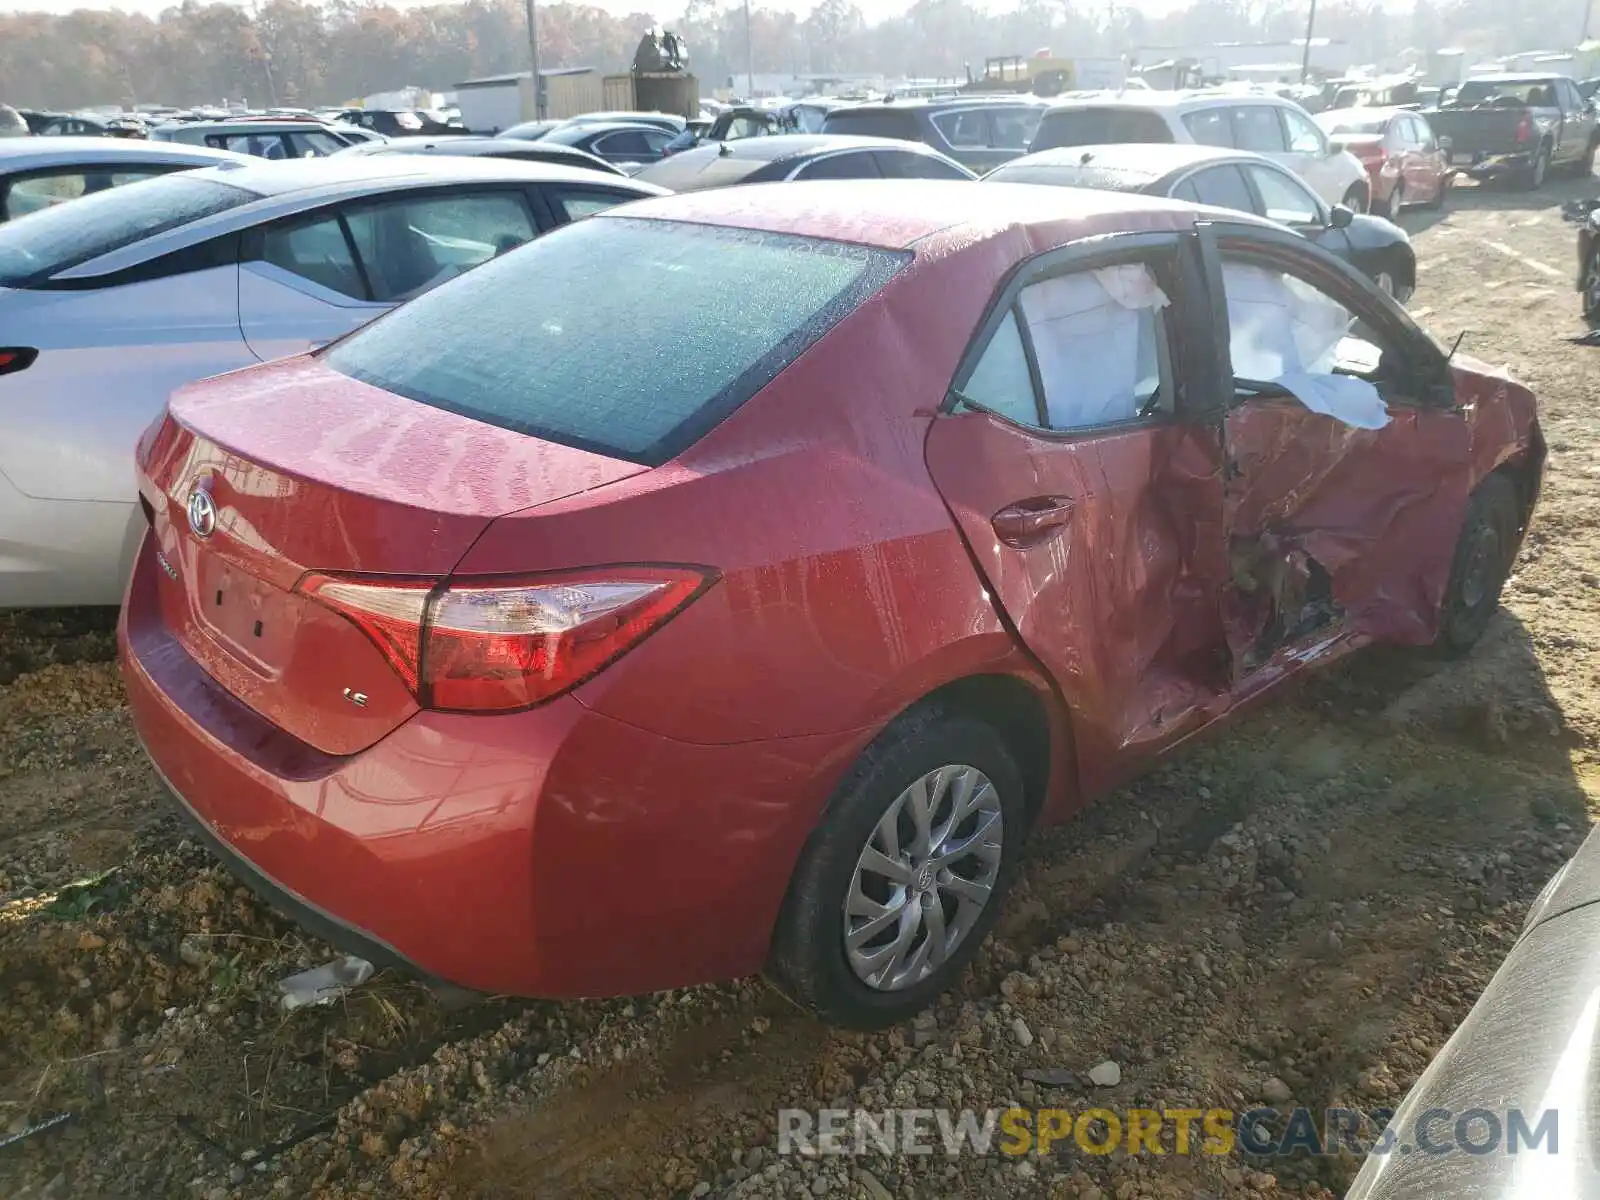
(119, 181, 1543, 1028)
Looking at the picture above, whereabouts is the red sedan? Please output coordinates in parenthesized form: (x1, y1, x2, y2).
(121, 181, 1541, 1028)
(1317, 106, 1452, 220)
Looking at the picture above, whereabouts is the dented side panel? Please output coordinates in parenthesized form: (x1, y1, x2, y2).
(925, 412, 1232, 801)
(1220, 367, 1541, 659)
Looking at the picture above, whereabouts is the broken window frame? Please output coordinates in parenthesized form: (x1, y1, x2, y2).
(1200, 221, 1457, 410)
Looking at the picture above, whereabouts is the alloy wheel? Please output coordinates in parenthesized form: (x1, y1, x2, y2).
(844, 764, 1004, 992)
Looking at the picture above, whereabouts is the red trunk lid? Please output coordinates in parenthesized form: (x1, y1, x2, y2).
(137, 356, 646, 755)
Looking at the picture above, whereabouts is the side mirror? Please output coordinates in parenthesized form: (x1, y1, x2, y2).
(1438, 134, 1453, 154)
(1329, 204, 1355, 229)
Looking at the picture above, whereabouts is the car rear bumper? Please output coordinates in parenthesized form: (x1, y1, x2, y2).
(1457, 151, 1533, 177)
(119, 534, 865, 998)
(0, 469, 140, 607)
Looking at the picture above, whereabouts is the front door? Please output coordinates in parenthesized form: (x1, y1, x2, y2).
(923, 232, 1234, 799)
(1204, 224, 1474, 670)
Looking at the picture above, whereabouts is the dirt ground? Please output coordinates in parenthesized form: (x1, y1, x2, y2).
(3, 174, 1599, 1200)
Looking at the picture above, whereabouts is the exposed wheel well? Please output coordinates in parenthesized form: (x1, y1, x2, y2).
(1492, 457, 1541, 534)
(914, 674, 1054, 824)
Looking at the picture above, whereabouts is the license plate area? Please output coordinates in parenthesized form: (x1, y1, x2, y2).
(195, 550, 294, 675)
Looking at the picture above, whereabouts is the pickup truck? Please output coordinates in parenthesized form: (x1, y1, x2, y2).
(1427, 73, 1598, 189)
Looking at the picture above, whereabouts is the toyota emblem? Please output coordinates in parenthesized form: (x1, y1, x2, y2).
(187, 484, 217, 539)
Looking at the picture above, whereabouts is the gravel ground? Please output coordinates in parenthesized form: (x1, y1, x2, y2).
(3, 175, 1599, 1200)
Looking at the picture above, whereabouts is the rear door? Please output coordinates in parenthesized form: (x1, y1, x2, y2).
(923, 230, 1235, 798)
(238, 186, 542, 360)
(1205, 222, 1473, 664)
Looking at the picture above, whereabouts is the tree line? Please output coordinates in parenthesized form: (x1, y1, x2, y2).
(0, 0, 1587, 112)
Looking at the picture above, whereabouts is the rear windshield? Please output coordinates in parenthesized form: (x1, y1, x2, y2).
(1031, 107, 1174, 151)
(821, 109, 920, 140)
(1451, 80, 1558, 107)
(1320, 115, 1388, 135)
(0, 175, 255, 285)
(325, 217, 907, 466)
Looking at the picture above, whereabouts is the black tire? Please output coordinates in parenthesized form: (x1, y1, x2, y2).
(1342, 183, 1369, 214)
(1435, 474, 1522, 656)
(1383, 181, 1404, 221)
(1583, 245, 1600, 328)
(1423, 171, 1449, 211)
(1522, 144, 1551, 191)
(767, 708, 1029, 1029)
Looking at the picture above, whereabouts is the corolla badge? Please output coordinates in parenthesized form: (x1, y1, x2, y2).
(187, 484, 217, 539)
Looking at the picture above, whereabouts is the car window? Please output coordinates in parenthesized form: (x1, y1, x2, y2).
(217, 133, 291, 158)
(1182, 108, 1233, 147)
(289, 131, 348, 157)
(342, 191, 537, 302)
(1220, 257, 1386, 389)
(874, 150, 971, 179)
(593, 130, 652, 157)
(1180, 165, 1255, 213)
(546, 187, 636, 221)
(4, 171, 103, 220)
(958, 309, 1038, 425)
(820, 110, 921, 141)
(932, 110, 991, 148)
(1281, 107, 1325, 154)
(990, 108, 1042, 151)
(725, 115, 771, 140)
(1411, 116, 1437, 149)
(1232, 105, 1289, 154)
(109, 168, 170, 186)
(260, 213, 366, 299)
(325, 217, 907, 465)
(1244, 164, 1321, 224)
(0, 175, 256, 285)
(792, 152, 880, 180)
(1017, 263, 1170, 430)
(1032, 107, 1175, 150)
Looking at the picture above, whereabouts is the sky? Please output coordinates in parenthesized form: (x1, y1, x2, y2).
(0, 0, 1315, 21)
(0, 0, 1416, 19)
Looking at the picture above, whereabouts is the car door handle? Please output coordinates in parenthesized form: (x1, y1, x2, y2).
(991, 497, 1075, 547)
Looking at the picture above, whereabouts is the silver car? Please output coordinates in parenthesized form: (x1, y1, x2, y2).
(0, 137, 246, 221)
(0, 155, 662, 607)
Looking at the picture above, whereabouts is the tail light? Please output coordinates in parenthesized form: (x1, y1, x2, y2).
(298, 566, 714, 712)
(1516, 114, 1533, 144)
(1350, 142, 1385, 162)
(0, 347, 37, 377)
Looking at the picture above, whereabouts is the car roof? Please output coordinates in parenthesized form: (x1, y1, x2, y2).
(704, 134, 938, 163)
(0, 138, 247, 170)
(178, 152, 624, 196)
(1043, 89, 1291, 113)
(1317, 106, 1404, 122)
(544, 121, 667, 143)
(633, 135, 943, 191)
(1464, 72, 1567, 83)
(155, 118, 335, 132)
(52, 157, 664, 281)
(1000, 142, 1252, 180)
(607, 178, 1236, 252)
(834, 97, 1044, 115)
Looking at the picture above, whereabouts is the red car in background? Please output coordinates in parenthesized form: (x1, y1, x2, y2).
(1317, 106, 1453, 219)
(121, 180, 1541, 1029)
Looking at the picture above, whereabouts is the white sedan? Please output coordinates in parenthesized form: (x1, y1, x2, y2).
(0, 137, 247, 222)
(0, 155, 663, 607)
